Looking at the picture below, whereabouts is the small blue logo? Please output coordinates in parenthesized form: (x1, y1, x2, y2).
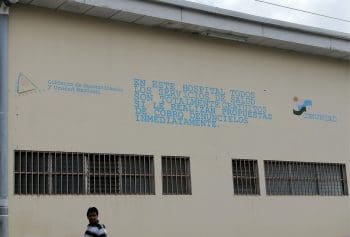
(292, 96, 337, 122)
(293, 96, 312, 116)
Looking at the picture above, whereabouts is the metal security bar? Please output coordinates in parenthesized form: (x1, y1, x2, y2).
(264, 161, 348, 196)
(14, 150, 155, 195)
(162, 156, 191, 195)
(232, 159, 260, 195)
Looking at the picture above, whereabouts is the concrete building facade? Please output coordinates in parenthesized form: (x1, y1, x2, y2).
(1, 1, 350, 237)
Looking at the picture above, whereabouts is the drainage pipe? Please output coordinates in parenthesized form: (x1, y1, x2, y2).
(0, 2, 11, 237)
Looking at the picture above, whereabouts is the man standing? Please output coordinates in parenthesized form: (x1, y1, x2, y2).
(84, 207, 108, 237)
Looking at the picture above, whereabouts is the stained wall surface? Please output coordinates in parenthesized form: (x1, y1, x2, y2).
(8, 5, 350, 237)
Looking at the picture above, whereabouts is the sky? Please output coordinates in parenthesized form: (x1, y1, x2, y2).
(188, 0, 350, 34)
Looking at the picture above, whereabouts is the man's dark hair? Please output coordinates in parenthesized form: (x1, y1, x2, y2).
(87, 207, 99, 216)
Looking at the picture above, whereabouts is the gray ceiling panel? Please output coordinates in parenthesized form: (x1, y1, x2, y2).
(246, 36, 265, 44)
(330, 38, 350, 52)
(181, 24, 207, 34)
(134, 16, 166, 26)
(326, 50, 349, 58)
(263, 27, 331, 49)
(258, 39, 297, 50)
(74, 0, 182, 22)
(182, 9, 263, 37)
(110, 11, 142, 23)
(85, 6, 117, 19)
(58, 1, 91, 14)
(30, 0, 66, 9)
(18, 0, 34, 4)
(160, 21, 185, 30)
(298, 46, 331, 56)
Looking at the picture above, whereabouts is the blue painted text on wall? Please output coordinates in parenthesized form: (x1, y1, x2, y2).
(48, 80, 123, 95)
(134, 79, 272, 128)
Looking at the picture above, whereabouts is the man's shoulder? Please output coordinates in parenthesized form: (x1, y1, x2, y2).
(99, 224, 106, 230)
(88, 223, 106, 229)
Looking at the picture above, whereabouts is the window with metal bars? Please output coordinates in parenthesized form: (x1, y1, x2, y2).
(264, 161, 348, 196)
(162, 156, 191, 195)
(232, 159, 260, 195)
(14, 150, 155, 195)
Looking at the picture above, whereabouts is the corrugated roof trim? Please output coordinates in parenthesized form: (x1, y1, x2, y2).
(18, 0, 350, 60)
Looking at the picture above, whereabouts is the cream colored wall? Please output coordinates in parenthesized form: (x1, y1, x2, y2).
(8, 5, 350, 237)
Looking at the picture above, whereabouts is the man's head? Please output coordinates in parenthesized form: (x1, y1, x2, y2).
(86, 207, 99, 224)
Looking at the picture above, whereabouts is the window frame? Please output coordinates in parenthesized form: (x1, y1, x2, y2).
(161, 156, 192, 195)
(264, 160, 348, 196)
(232, 159, 260, 195)
(14, 150, 155, 195)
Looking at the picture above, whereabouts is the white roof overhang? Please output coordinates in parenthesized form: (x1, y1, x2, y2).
(18, 0, 350, 60)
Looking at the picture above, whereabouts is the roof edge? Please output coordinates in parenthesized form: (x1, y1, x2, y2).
(155, 0, 350, 41)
